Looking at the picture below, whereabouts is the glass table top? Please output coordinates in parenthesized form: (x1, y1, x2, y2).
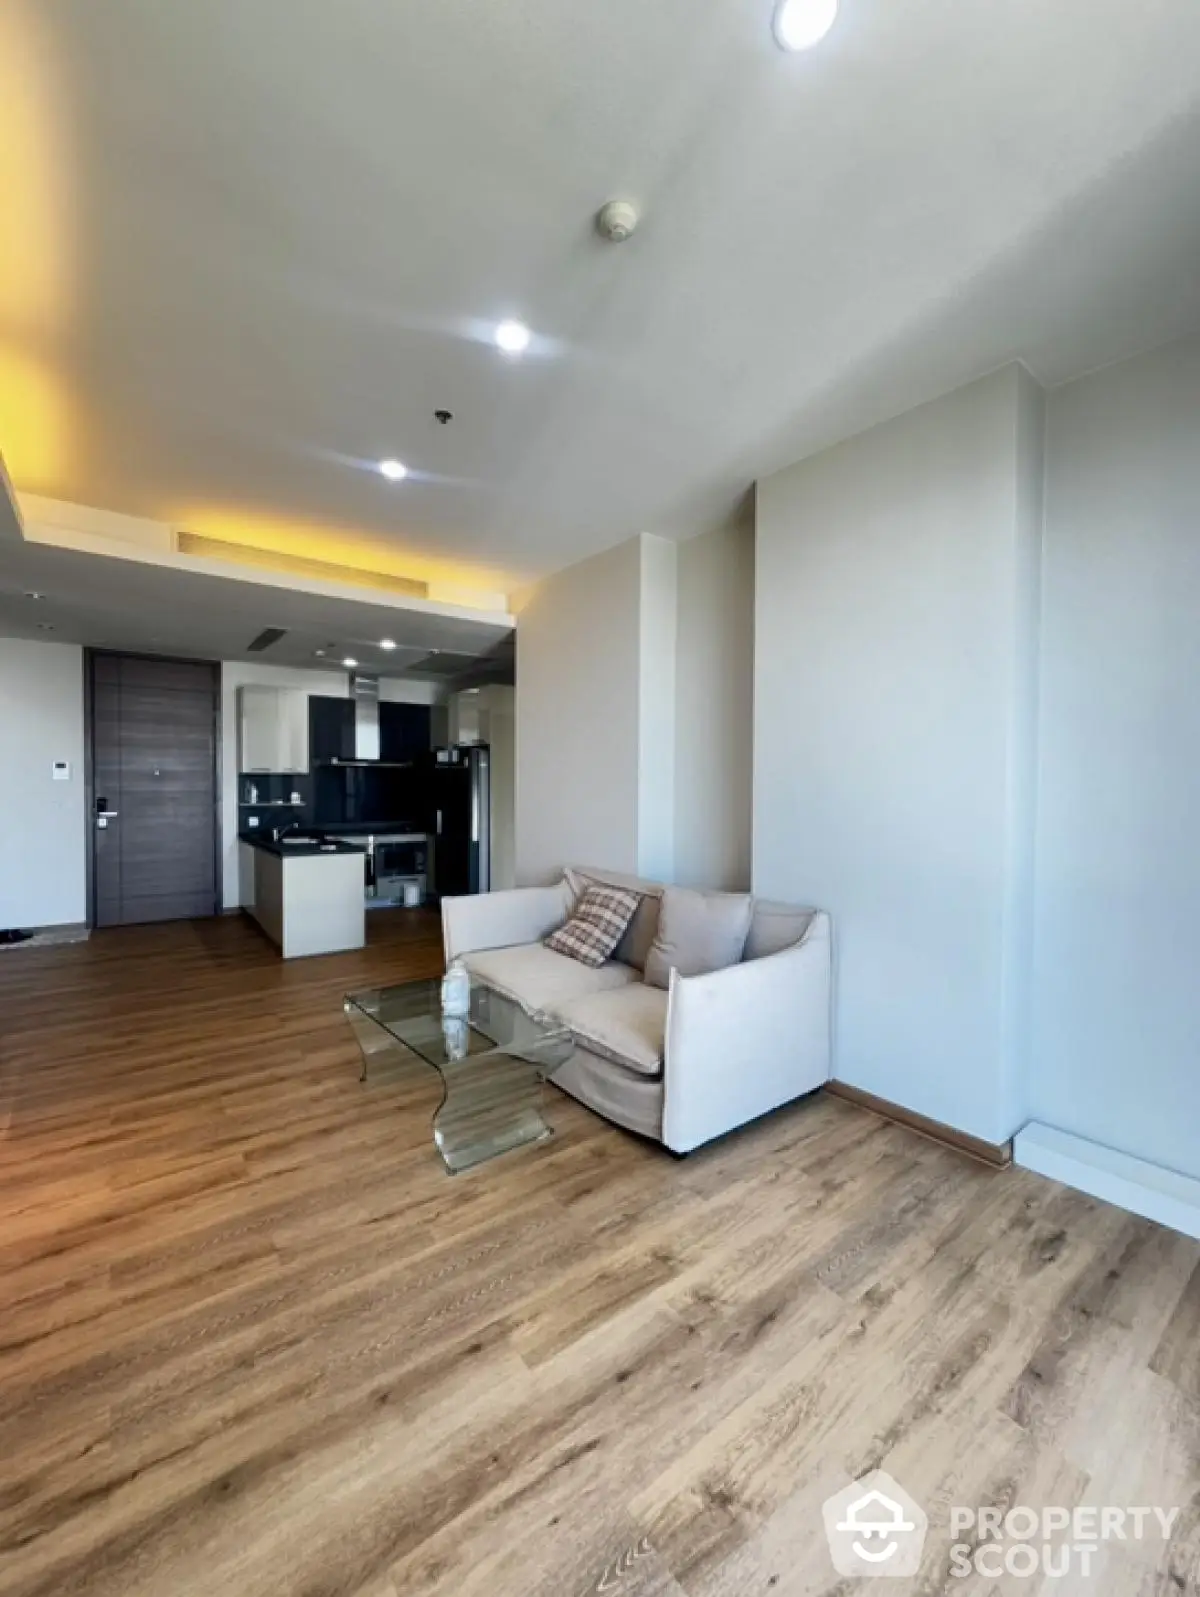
(345, 977, 570, 1071)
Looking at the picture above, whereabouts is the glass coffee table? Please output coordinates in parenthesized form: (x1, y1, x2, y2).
(344, 978, 574, 1173)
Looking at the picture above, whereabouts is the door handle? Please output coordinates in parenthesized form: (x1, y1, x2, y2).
(436, 809, 443, 836)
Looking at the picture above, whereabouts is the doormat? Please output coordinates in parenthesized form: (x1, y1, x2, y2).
(0, 926, 91, 951)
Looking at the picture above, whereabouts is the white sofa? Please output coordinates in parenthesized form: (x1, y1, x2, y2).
(442, 867, 832, 1154)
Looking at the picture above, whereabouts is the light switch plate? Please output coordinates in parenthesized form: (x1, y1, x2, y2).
(52, 761, 70, 781)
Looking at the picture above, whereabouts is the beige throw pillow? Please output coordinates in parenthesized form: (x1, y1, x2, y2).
(643, 886, 754, 990)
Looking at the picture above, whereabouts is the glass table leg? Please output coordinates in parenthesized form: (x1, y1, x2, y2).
(433, 1048, 552, 1175)
(346, 1003, 554, 1175)
(344, 999, 410, 1083)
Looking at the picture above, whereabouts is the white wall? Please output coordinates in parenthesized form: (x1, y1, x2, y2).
(754, 366, 1042, 1144)
(637, 536, 678, 882)
(674, 514, 755, 891)
(219, 663, 438, 908)
(515, 523, 754, 892)
(1000, 368, 1046, 1132)
(0, 639, 87, 928)
(480, 687, 516, 892)
(515, 534, 683, 886)
(1031, 333, 1200, 1180)
(515, 538, 644, 883)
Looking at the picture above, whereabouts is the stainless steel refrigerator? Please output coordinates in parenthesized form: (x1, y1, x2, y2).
(428, 745, 490, 899)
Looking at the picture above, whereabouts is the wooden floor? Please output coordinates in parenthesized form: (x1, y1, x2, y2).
(1, 914, 1198, 1596)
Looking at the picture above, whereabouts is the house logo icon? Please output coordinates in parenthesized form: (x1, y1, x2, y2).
(822, 1471, 928, 1578)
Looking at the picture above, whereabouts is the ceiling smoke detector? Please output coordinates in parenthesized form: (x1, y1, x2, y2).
(596, 200, 639, 243)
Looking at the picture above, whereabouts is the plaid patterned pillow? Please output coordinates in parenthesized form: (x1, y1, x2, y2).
(545, 885, 642, 969)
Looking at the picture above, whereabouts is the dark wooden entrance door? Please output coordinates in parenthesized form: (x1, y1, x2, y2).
(90, 653, 220, 927)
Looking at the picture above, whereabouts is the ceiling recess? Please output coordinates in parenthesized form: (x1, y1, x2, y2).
(176, 532, 429, 599)
(405, 651, 479, 680)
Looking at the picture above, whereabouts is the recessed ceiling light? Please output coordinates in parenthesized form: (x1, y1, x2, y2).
(24, 590, 44, 600)
(36, 622, 55, 631)
(495, 320, 531, 355)
(773, 0, 838, 50)
(378, 459, 408, 482)
(379, 638, 397, 651)
(314, 648, 327, 658)
(343, 656, 358, 668)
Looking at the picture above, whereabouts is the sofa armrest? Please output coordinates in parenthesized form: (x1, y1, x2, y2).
(662, 913, 832, 1153)
(442, 883, 571, 965)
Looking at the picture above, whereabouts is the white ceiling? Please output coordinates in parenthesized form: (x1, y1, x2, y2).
(6, 0, 1200, 586)
(0, 523, 512, 676)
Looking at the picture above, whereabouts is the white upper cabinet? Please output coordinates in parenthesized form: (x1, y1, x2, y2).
(237, 686, 310, 773)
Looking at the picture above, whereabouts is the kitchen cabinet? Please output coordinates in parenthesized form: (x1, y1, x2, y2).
(379, 701, 432, 763)
(245, 841, 365, 958)
(237, 686, 309, 773)
(238, 840, 257, 910)
(309, 695, 355, 763)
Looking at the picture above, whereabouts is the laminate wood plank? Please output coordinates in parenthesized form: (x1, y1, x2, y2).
(0, 913, 1197, 1597)
(1151, 1261, 1200, 1402)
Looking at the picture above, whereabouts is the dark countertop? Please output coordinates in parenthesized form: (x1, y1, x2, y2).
(240, 832, 366, 858)
(299, 821, 428, 838)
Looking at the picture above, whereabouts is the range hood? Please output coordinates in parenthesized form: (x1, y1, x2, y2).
(322, 673, 414, 766)
(349, 672, 381, 761)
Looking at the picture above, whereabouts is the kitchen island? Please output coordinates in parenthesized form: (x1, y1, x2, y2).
(240, 834, 366, 958)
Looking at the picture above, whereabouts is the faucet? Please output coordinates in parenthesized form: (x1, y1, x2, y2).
(274, 819, 301, 843)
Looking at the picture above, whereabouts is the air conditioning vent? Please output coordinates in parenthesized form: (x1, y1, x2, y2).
(247, 627, 287, 653)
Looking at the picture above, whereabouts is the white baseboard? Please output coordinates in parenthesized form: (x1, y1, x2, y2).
(1015, 1122, 1200, 1241)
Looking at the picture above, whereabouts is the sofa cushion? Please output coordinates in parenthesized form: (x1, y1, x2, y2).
(644, 885, 754, 990)
(566, 867, 662, 971)
(744, 901, 818, 961)
(545, 884, 641, 968)
(550, 984, 668, 1078)
(463, 943, 637, 1015)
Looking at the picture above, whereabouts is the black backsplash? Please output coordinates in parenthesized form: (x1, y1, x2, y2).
(312, 763, 424, 830)
(238, 766, 425, 836)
